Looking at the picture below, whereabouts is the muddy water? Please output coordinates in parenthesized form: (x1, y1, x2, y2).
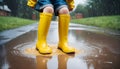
(0, 23, 120, 69)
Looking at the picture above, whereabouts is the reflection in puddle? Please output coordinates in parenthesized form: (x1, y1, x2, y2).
(36, 54, 93, 69)
(13, 42, 99, 69)
(36, 56, 52, 69)
(0, 45, 9, 69)
(67, 57, 89, 69)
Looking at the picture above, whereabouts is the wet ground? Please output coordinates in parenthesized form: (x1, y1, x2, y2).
(0, 22, 120, 69)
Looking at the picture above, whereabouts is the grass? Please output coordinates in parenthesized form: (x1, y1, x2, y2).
(0, 16, 37, 31)
(0, 15, 120, 31)
(71, 15, 120, 30)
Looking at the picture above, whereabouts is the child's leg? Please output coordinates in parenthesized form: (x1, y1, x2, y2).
(43, 7, 54, 14)
(58, 7, 75, 53)
(36, 6, 54, 54)
(59, 7, 69, 14)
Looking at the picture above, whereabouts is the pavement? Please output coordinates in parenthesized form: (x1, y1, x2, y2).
(0, 23, 38, 45)
(1, 21, 120, 45)
(0, 21, 120, 69)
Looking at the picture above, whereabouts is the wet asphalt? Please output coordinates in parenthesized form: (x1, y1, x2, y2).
(0, 21, 120, 69)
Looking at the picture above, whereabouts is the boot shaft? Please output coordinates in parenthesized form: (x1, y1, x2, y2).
(38, 13, 53, 41)
(58, 14, 70, 43)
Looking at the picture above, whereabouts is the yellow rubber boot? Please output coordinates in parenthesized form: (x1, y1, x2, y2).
(36, 13, 52, 54)
(58, 14, 75, 53)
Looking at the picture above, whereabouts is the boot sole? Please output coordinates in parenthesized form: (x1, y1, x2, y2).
(36, 48, 51, 54)
(58, 47, 75, 54)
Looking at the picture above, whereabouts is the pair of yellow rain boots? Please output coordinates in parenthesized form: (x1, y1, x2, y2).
(36, 13, 75, 54)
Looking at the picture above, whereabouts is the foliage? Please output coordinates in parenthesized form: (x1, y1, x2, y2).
(71, 0, 120, 17)
(71, 15, 120, 30)
(4, 0, 39, 19)
(86, 0, 120, 17)
(3, 0, 120, 19)
(74, 4, 89, 17)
